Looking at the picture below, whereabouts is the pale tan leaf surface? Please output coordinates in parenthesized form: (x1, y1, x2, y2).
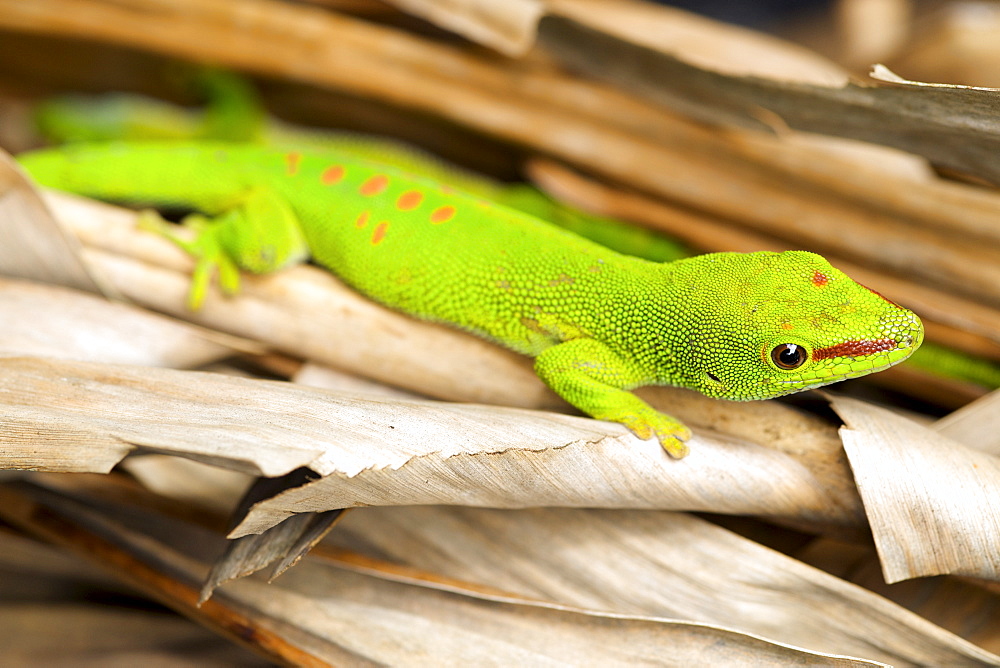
(932, 389, 1000, 456)
(229, 425, 849, 537)
(382, 0, 544, 56)
(323, 505, 999, 667)
(0, 277, 244, 368)
(885, 2, 1000, 88)
(831, 395, 1000, 583)
(294, 362, 430, 401)
(0, 150, 106, 293)
(121, 456, 254, 515)
(0, 477, 893, 667)
(795, 536, 1000, 657)
(264, 565, 887, 668)
(548, 0, 849, 85)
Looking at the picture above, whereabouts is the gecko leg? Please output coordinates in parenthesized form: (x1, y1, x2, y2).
(137, 186, 308, 309)
(534, 338, 692, 458)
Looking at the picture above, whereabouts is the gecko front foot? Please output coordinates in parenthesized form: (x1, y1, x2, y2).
(619, 412, 692, 459)
(137, 209, 241, 309)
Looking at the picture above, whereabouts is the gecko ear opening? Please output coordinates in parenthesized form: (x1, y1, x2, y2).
(771, 343, 808, 370)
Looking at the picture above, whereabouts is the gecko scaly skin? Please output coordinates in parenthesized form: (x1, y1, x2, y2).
(18, 141, 924, 458)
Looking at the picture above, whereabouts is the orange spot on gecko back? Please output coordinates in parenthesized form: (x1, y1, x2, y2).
(397, 190, 423, 211)
(321, 165, 345, 184)
(360, 174, 389, 196)
(811, 270, 829, 287)
(356, 211, 370, 228)
(371, 221, 389, 245)
(285, 152, 302, 175)
(430, 206, 455, 224)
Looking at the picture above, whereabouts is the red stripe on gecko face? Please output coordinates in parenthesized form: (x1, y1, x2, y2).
(811, 270, 829, 287)
(812, 339, 897, 360)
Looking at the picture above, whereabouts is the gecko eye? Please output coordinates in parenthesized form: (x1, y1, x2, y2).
(771, 343, 807, 370)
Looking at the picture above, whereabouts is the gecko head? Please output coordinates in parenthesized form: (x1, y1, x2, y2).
(676, 251, 923, 401)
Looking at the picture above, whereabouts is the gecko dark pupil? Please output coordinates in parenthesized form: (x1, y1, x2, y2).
(772, 343, 807, 370)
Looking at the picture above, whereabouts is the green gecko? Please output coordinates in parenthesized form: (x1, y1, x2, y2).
(17, 141, 924, 457)
(33, 74, 689, 264)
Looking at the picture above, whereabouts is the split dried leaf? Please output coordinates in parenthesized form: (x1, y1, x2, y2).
(831, 395, 1000, 583)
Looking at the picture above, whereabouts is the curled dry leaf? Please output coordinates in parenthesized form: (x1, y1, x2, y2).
(0, 356, 860, 533)
(324, 505, 1000, 667)
(0, 150, 106, 293)
(830, 395, 1000, 583)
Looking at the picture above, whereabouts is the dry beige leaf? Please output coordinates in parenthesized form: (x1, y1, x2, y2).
(831, 395, 1000, 583)
(548, 0, 849, 86)
(835, 0, 913, 68)
(0, 278, 244, 368)
(0, 477, 897, 667)
(537, 15, 1000, 184)
(0, 150, 106, 294)
(888, 1, 1000, 88)
(382, 0, 543, 56)
(324, 506, 1000, 666)
(0, 531, 267, 666)
(263, 563, 889, 667)
(202, 506, 345, 600)
(0, 356, 862, 534)
(294, 362, 429, 401)
(794, 535, 1000, 658)
(933, 389, 1000, 456)
(122, 456, 253, 514)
